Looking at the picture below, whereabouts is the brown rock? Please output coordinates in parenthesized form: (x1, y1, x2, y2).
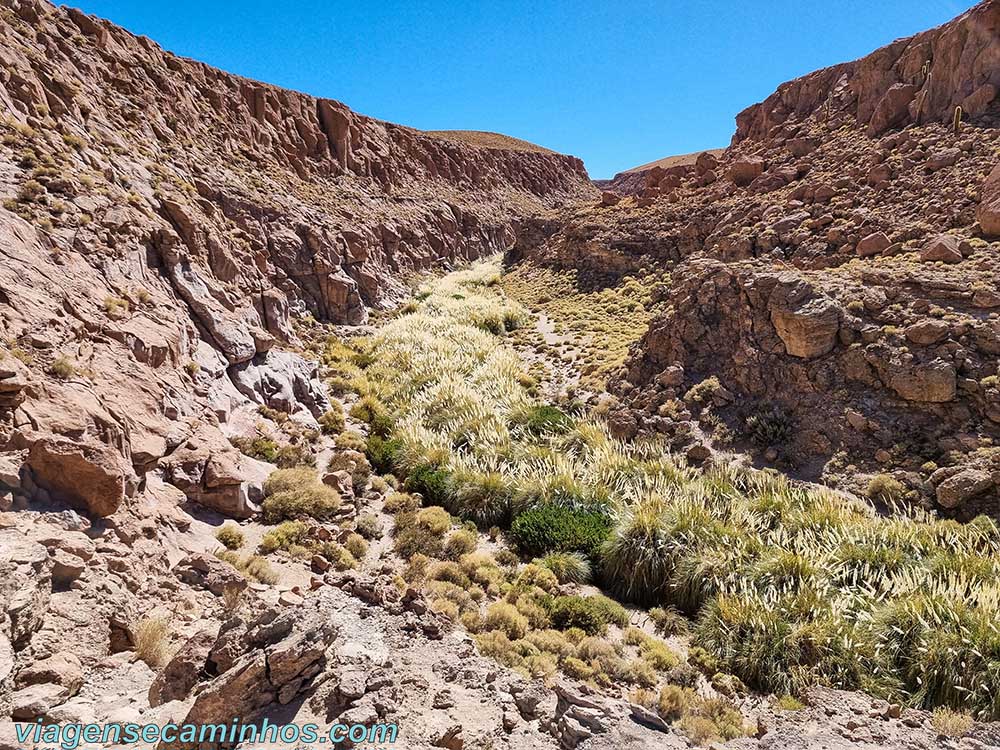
(771, 299, 840, 358)
(173, 553, 248, 597)
(936, 470, 993, 509)
(729, 157, 766, 187)
(11, 683, 69, 720)
(925, 148, 959, 172)
(866, 84, 917, 137)
(978, 162, 1000, 237)
(26, 435, 136, 517)
(919, 234, 963, 263)
(149, 627, 218, 707)
(16, 652, 83, 696)
(856, 232, 891, 257)
(888, 360, 956, 403)
(904, 320, 949, 346)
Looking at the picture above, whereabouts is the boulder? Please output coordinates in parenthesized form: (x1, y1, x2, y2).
(15, 652, 83, 696)
(0, 357, 30, 411)
(175, 603, 337, 735)
(866, 84, 917, 136)
(856, 231, 891, 257)
(771, 298, 841, 358)
(925, 148, 959, 172)
(160, 424, 269, 519)
(50, 550, 86, 585)
(978, 162, 1000, 237)
(0, 634, 12, 718)
(904, 320, 949, 346)
(695, 151, 719, 174)
(148, 627, 218, 706)
(887, 360, 956, 403)
(228, 349, 331, 421)
(936, 470, 993, 509)
(11, 682, 69, 720)
(920, 234, 963, 263)
(1, 534, 52, 646)
(25, 435, 136, 517)
(173, 553, 248, 597)
(729, 157, 765, 187)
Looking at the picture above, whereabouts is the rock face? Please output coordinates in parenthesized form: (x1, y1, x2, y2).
(978, 162, 1000, 236)
(25, 436, 137, 517)
(0, 0, 593, 522)
(512, 1, 1000, 516)
(734, 1, 1000, 142)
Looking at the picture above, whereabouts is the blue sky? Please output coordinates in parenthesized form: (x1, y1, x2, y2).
(70, 1, 973, 178)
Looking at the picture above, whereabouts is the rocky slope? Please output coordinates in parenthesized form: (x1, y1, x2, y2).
(0, 0, 594, 520)
(3, 0, 1000, 749)
(511, 0, 1000, 517)
(0, 1, 602, 745)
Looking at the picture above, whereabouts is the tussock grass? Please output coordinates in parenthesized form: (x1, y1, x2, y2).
(353, 259, 1000, 719)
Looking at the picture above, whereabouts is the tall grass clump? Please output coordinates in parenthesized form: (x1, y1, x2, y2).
(351, 259, 1000, 718)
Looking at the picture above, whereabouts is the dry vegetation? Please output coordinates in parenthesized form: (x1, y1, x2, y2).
(336, 259, 1000, 724)
(502, 263, 656, 391)
(422, 130, 556, 154)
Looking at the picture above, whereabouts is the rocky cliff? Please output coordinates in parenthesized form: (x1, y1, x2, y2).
(511, 0, 1000, 517)
(734, 0, 1000, 141)
(0, 0, 594, 516)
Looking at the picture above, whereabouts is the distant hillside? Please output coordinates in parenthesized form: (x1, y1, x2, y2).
(423, 129, 557, 154)
(601, 148, 725, 193)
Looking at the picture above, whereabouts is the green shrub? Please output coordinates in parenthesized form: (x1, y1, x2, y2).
(509, 504, 611, 559)
(392, 506, 451, 558)
(444, 529, 477, 559)
(355, 513, 383, 540)
(384, 491, 419, 514)
(366, 435, 403, 474)
(510, 404, 574, 437)
(350, 396, 394, 437)
(931, 707, 974, 737)
(133, 617, 169, 668)
(484, 602, 529, 640)
(215, 550, 279, 585)
(657, 684, 695, 720)
(548, 596, 614, 635)
(404, 463, 453, 506)
(684, 376, 721, 405)
(446, 468, 514, 527)
(336, 431, 367, 452)
(259, 520, 310, 553)
(263, 467, 316, 495)
(866, 474, 906, 504)
(695, 594, 861, 696)
(49, 356, 77, 380)
(231, 435, 280, 463)
(215, 524, 245, 550)
(648, 606, 688, 636)
(275, 443, 315, 468)
(315, 542, 357, 571)
(261, 469, 340, 523)
(538, 552, 592, 584)
(328, 450, 371, 491)
(318, 402, 346, 435)
(745, 405, 795, 446)
(344, 533, 368, 559)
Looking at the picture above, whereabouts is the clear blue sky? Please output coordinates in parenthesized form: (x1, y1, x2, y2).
(70, 1, 974, 178)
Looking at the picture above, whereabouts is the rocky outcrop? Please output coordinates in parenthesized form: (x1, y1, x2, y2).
(734, 1, 1000, 142)
(0, 0, 593, 529)
(24, 435, 137, 517)
(978, 162, 1000, 236)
